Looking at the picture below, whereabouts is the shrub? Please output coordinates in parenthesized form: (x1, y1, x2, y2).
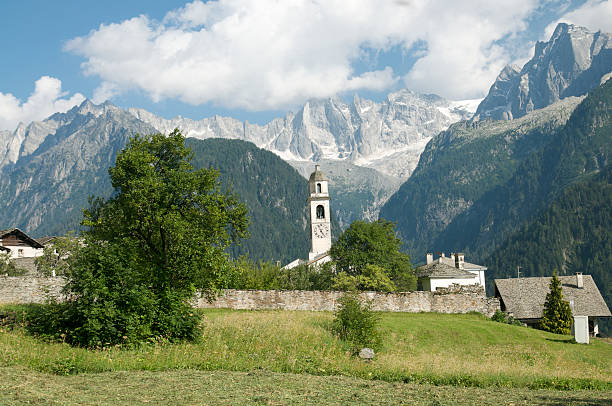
(332, 292, 381, 351)
(332, 264, 397, 292)
(491, 310, 522, 326)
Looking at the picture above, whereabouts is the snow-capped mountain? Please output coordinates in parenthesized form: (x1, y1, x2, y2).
(129, 90, 478, 179)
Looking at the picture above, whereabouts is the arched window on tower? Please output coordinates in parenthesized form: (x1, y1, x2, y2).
(317, 183, 322, 193)
(316, 205, 325, 219)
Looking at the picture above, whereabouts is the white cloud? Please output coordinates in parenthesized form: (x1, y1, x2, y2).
(0, 76, 85, 131)
(65, 0, 540, 109)
(544, 0, 612, 38)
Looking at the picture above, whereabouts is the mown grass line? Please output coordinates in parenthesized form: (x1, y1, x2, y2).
(1, 307, 610, 391)
(2, 366, 611, 406)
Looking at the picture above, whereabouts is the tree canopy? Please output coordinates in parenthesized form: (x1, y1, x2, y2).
(329, 219, 415, 291)
(60, 130, 249, 347)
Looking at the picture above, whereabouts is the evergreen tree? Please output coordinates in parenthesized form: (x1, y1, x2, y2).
(539, 270, 573, 335)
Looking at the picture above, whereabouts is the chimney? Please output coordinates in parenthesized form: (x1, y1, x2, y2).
(455, 253, 465, 269)
(450, 253, 456, 263)
(426, 253, 433, 265)
(576, 272, 583, 289)
(441, 252, 445, 258)
(315, 164, 320, 172)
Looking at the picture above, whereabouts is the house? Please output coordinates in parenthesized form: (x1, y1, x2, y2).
(0, 228, 44, 259)
(416, 252, 487, 291)
(494, 273, 611, 336)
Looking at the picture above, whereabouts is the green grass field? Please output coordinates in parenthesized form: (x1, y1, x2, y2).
(1, 308, 611, 404)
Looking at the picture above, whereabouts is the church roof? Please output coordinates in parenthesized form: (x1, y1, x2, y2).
(309, 165, 328, 182)
(494, 275, 611, 319)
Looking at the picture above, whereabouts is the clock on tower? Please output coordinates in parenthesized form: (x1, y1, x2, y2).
(308, 165, 332, 261)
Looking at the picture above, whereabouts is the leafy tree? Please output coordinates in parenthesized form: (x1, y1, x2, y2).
(58, 130, 249, 347)
(539, 270, 573, 335)
(35, 233, 80, 277)
(329, 219, 416, 291)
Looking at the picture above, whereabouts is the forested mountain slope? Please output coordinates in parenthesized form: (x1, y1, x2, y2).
(485, 164, 612, 334)
(439, 78, 612, 259)
(186, 138, 340, 263)
(379, 97, 581, 256)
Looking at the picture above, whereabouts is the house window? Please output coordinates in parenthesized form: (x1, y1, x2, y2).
(18, 249, 24, 257)
(316, 205, 325, 219)
(317, 183, 322, 193)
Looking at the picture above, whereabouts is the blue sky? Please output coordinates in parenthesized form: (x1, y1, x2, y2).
(1, 0, 611, 131)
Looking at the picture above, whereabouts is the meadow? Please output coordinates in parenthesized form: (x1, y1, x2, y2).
(1, 307, 611, 404)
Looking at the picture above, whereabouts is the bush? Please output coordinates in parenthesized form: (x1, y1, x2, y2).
(332, 264, 397, 292)
(228, 259, 335, 291)
(332, 293, 381, 351)
(491, 310, 522, 326)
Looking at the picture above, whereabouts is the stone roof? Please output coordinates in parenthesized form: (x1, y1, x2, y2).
(36, 236, 57, 245)
(309, 166, 328, 182)
(495, 275, 611, 319)
(416, 262, 477, 279)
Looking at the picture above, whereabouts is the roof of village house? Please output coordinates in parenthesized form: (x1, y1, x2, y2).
(495, 275, 611, 319)
(309, 166, 328, 182)
(436, 256, 487, 271)
(416, 262, 477, 279)
(0, 228, 44, 249)
(36, 236, 57, 245)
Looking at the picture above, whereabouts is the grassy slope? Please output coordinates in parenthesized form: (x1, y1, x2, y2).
(1, 309, 610, 392)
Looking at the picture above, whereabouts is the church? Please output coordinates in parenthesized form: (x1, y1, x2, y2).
(284, 165, 332, 269)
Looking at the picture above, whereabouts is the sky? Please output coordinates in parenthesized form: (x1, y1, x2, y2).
(1, 0, 611, 131)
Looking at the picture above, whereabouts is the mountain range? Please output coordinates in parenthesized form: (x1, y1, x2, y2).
(0, 22, 611, 315)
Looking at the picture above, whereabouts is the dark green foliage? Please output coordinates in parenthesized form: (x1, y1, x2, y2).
(186, 138, 341, 264)
(486, 164, 612, 334)
(491, 310, 522, 326)
(330, 219, 416, 291)
(439, 79, 612, 260)
(332, 292, 381, 351)
(539, 271, 573, 335)
(379, 102, 574, 257)
(38, 130, 248, 347)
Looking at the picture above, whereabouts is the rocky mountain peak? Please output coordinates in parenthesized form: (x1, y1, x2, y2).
(474, 23, 612, 121)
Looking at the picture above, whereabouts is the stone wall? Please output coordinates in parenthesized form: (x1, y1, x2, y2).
(1, 278, 500, 317)
(0, 276, 66, 304)
(196, 284, 500, 317)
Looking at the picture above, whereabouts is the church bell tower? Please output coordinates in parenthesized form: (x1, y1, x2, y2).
(308, 165, 332, 260)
